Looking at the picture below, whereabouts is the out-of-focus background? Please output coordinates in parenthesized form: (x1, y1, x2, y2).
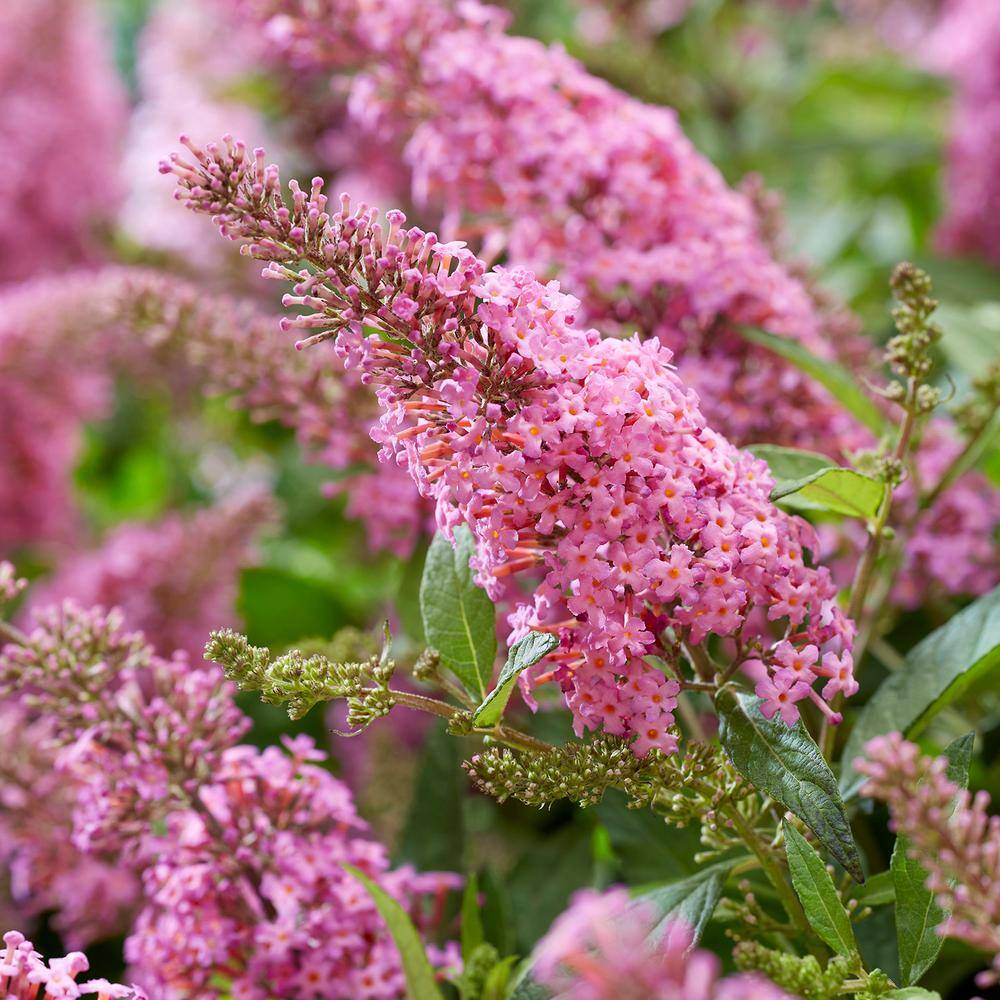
(1, 0, 997, 992)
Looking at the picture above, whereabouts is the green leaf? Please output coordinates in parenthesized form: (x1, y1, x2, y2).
(396, 725, 466, 873)
(238, 567, 350, 648)
(776, 470, 885, 520)
(735, 325, 887, 434)
(716, 688, 863, 882)
(748, 445, 885, 521)
(595, 789, 702, 883)
(783, 823, 857, 956)
(632, 861, 732, 945)
(888, 990, 942, 999)
(461, 874, 484, 964)
(420, 526, 497, 700)
(892, 840, 944, 986)
(472, 631, 558, 727)
(933, 301, 1000, 377)
(854, 869, 895, 907)
(892, 733, 974, 986)
(840, 586, 1000, 798)
(344, 864, 445, 1000)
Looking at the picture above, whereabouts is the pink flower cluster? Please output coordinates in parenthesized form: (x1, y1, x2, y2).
(27, 492, 277, 661)
(922, 0, 1000, 265)
(0, 267, 426, 558)
(126, 736, 460, 999)
(0, 704, 140, 948)
(0, 278, 109, 551)
(0, 597, 459, 998)
(857, 733, 1000, 987)
(0, 930, 145, 1000)
(227, 0, 861, 452)
(204, 0, 996, 606)
(163, 140, 856, 750)
(0, 0, 125, 285)
(533, 889, 789, 999)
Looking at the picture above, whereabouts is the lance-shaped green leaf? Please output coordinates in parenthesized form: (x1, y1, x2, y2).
(716, 688, 863, 881)
(892, 733, 974, 986)
(420, 526, 497, 700)
(783, 823, 857, 956)
(461, 874, 485, 964)
(473, 631, 559, 727)
(631, 861, 732, 946)
(749, 444, 886, 521)
(345, 865, 445, 1000)
(735, 325, 887, 434)
(841, 586, 1000, 798)
(888, 990, 942, 999)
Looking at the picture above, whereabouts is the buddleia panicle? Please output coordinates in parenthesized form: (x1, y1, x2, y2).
(732, 942, 855, 1000)
(204, 626, 397, 722)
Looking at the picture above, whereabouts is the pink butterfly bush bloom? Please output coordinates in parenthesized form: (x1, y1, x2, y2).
(0, 0, 125, 285)
(207, 0, 996, 601)
(0, 268, 426, 558)
(0, 600, 460, 998)
(857, 732, 1000, 987)
(162, 140, 856, 750)
(26, 492, 276, 662)
(0, 930, 145, 1000)
(0, 702, 141, 949)
(533, 888, 790, 999)
(922, 0, 1000, 265)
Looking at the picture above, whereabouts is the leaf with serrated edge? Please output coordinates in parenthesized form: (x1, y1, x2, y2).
(420, 526, 497, 700)
(716, 688, 863, 881)
(784, 823, 857, 956)
(893, 733, 974, 985)
(344, 865, 444, 1000)
(473, 631, 558, 727)
(841, 586, 999, 798)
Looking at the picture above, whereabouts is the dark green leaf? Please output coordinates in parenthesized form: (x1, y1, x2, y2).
(840, 587, 1000, 798)
(238, 567, 350, 648)
(395, 725, 465, 873)
(892, 733, 974, 985)
(892, 841, 944, 986)
(420, 527, 497, 700)
(473, 631, 559, 727)
(344, 865, 444, 1000)
(461, 874, 484, 964)
(595, 789, 702, 883)
(716, 688, 863, 881)
(783, 823, 857, 956)
(736, 325, 887, 434)
(854, 870, 895, 907)
(632, 861, 732, 945)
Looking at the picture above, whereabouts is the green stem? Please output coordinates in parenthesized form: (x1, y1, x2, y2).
(0, 620, 27, 647)
(723, 804, 825, 959)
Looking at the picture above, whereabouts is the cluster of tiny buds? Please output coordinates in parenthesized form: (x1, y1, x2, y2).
(731, 942, 858, 1000)
(0, 561, 27, 606)
(886, 262, 943, 382)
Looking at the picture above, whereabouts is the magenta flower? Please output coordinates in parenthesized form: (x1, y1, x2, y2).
(857, 733, 1000, 987)
(533, 888, 790, 999)
(162, 142, 856, 747)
